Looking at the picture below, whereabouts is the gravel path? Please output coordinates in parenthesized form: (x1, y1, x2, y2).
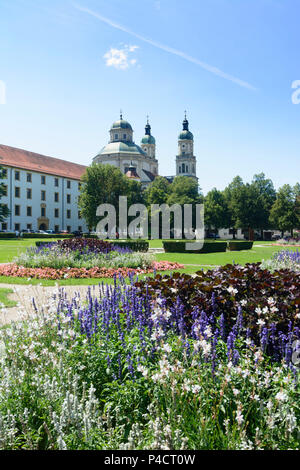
(0, 283, 104, 326)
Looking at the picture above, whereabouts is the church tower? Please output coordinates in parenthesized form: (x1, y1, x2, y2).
(140, 117, 158, 176)
(176, 113, 197, 180)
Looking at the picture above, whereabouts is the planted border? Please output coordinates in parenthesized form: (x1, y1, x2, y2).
(228, 241, 253, 251)
(163, 241, 227, 253)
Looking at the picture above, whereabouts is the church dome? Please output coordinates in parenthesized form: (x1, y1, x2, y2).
(110, 119, 133, 131)
(141, 135, 156, 145)
(178, 130, 194, 140)
(95, 141, 146, 158)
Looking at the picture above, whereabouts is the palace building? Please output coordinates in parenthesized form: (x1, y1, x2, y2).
(0, 114, 197, 232)
(0, 145, 88, 233)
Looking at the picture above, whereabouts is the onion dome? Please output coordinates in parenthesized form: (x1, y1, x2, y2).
(178, 112, 193, 140)
(141, 117, 156, 145)
(111, 112, 133, 131)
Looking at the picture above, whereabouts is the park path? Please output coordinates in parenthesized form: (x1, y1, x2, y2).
(0, 283, 104, 327)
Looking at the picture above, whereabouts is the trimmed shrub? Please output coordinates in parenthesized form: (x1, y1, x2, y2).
(163, 240, 227, 253)
(110, 239, 149, 252)
(0, 232, 16, 239)
(22, 233, 74, 239)
(228, 241, 253, 251)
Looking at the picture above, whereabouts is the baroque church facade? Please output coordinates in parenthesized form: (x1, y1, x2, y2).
(0, 114, 197, 232)
(93, 113, 197, 188)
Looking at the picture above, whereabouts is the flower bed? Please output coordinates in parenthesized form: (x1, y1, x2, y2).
(134, 263, 300, 358)
(13, 238, 150, 271)
(0, 261, 184, 280)
(261, 249, 300, 273)
(0, 270, 299, 450)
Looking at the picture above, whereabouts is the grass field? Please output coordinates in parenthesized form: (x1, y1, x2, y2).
(0, 238, 294, 286)
(0, 288, 17, 308)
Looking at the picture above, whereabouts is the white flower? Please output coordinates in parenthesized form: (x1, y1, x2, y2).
(227, 286, 238, 295)
(257, 319, 265, 327)
(233, 388, 240, 396)
(161, 343, 172, 353)
(236, 408, 244, 426)
(137, 364, 148, 377)
(275, 391, 288, 402)
(191, 384, 201, 394)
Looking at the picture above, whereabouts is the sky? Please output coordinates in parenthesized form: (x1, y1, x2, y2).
(0, 0, 299, 195)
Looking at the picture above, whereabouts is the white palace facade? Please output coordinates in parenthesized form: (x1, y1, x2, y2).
(0, 114, 198, 232)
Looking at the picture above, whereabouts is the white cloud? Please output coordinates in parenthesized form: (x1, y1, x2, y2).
(75, 4, 257, 90)
(103, 44, 139, 70)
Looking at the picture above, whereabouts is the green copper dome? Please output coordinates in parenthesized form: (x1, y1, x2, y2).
(141, 135, 156, 145)
(178, 130, 194, 140)
(95, 141, 146, 157)
(111, 119, 133, 131)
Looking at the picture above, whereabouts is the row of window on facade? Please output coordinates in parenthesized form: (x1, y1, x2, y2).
(9, 205, 81, 219)
(2, 169, 82, 189)
(2, 186, 75, 203)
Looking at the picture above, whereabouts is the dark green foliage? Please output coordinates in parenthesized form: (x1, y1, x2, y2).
(228, 241, 253, 251)
(0, 232, 16, 238)
(135, 263, 300, 347)
(163, 240, 227, 253)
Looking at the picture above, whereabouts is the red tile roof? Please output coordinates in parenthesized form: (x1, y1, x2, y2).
(125, 167, 140, 179)
(0, 144, 87, 181)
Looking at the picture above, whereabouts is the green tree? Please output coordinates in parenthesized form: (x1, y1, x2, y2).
(223, 176, 244, 239)
(78, 163, 143, 232)
(167, 176, 202, 239)
(293, 183, 300, 230)
(224, 176, 261, 240)
(0, 166, 9, 224)
(269, 184, 298, 237)
(167, 176, 202, 206)
(251, 173, 276, 237)
(204, 188, 229, 236)
(144, 176, 170, 206)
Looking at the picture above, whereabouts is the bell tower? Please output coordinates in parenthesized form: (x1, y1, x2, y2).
(176, 112, 197, 179)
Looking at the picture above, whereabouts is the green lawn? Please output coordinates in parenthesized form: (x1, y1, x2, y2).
(0, 238, 294, 286)
(0, 288, 17, 308)
(156, 244, 293, 266)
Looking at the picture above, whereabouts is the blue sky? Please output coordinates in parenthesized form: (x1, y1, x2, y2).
(0, 0, 299, 194)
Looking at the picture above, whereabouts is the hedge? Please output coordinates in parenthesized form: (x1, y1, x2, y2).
(22, 233, 74, 239)
(163, 241, 227, 253)
(110, 239, 149, 252)
(228, 241, 253, 251)
(0, 232, 17, 239)
(35, 239, 150, 252)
